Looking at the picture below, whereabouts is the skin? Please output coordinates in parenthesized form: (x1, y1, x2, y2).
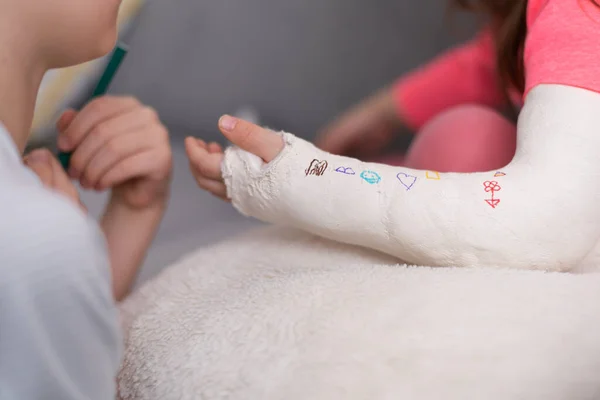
(186, 88, 403, 197)
(315, 87, 404, 158)
(186, 115, 283, 200)
(1, 0, 172, 301)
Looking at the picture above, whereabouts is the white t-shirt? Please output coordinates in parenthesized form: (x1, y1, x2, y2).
(0, 124, 121, 399)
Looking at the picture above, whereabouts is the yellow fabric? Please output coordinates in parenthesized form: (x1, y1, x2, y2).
(30, 0, 145, 141)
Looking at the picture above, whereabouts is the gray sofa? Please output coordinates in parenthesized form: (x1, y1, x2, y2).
(80, 0, 477, 286)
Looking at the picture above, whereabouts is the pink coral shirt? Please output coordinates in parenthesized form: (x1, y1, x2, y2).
(393, 0, 600, 130)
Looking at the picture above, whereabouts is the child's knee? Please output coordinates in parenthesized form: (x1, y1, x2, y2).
(406, 105, 516, 172)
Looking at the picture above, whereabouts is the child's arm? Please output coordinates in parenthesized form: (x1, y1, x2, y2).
(56, 97, 172, 301)
(316, 30, 503, 157)
(393, 29, 506, 130)
(221, 83, 600, 271)
(100, 194, 168, 301)
(189, 0, 600, 271)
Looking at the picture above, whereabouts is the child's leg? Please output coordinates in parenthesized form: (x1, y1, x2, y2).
(380, 105, 516, 172)
(405, 105, 516, 172)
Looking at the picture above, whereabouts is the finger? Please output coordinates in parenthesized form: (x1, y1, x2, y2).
(78, 130, 151, 189)
(24, 149, 82, 208)
(24, 149, 54, 187)
(195, 138, 207, 149)
(191, 172, 229, 200)
(185, 137, 223, 180)
(56, 109, 78, 133)
(217, 115, 283, 163)
(96, 150, 169, 190)
(208, 142, 223, 154)
(58, 96, 140, 151)
(47, 151, 81, 202)
(185, 136, 206, 160)
(68, 108, 151, 180)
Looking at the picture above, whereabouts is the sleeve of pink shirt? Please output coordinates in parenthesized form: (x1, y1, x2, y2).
(392, 30, 505, 131)
(524, 0, 600, 97)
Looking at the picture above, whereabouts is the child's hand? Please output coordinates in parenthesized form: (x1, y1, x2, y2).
(56, 96, 172, 209)
(24, 149, 87, 212)
(315, 88, 402, 158)
(185, 115, 284, 201)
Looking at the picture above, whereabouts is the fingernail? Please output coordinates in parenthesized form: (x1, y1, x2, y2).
(219, 115, 237, 132)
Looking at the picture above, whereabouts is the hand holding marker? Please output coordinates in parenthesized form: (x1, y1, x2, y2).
(58, 42, 129, 170)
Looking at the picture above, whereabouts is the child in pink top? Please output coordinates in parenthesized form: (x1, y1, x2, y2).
(315, 0, 600, 173)
(388, 28, 518, 172)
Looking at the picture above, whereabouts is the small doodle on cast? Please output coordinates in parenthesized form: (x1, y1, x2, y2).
(483, 181, 501, 193)
(397, 172, 417, 190)
(486, 199, 501, 208)
(494, 171, 506, 177)
(483, 180, 501, 209)
(360, 170, 382, 185)
(335, 166, 356, 175)
(305, 159, 328, 176)
(426, 171, 441, 180)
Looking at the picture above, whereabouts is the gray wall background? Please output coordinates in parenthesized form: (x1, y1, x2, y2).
(113, 0, 477, 141)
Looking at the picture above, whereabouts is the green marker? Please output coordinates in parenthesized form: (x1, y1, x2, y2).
(58, 42, 129, 170)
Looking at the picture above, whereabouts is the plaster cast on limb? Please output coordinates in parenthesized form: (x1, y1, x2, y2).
(223, 84, 600, 271)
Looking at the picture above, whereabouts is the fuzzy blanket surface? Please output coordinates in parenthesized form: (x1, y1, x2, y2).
(118, 226, 600, 400)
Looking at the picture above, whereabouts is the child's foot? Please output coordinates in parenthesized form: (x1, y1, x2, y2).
(185, 115, 284, 200)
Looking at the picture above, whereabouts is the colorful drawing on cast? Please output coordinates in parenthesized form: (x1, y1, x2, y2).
(335, 166, 356, 175)
(426, 171, 441, 180)
(396, 172, 417, 191)
(483, 180, 501, 209)
(494, 171, 506, 177)
(305, 159, 328, 176)
(360, 170, 381, 185)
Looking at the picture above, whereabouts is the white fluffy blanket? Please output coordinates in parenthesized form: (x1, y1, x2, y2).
(118, 226, 600, 400)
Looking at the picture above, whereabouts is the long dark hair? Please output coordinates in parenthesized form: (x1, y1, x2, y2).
(453, 0, 599, 99)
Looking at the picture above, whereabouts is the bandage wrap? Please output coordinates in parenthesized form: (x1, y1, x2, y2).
(223, 85, 600, 271)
